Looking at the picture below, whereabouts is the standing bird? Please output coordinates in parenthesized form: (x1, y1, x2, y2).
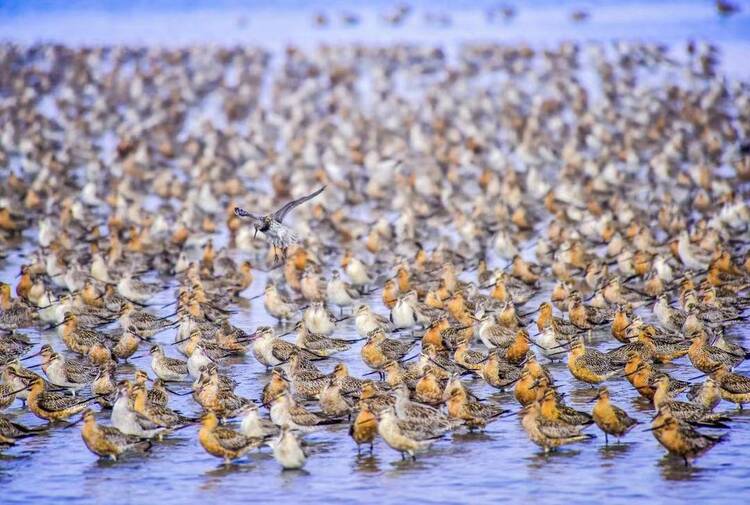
(268, 427, 307, 470)
(199, 411, 264, 464)
(234, 186, 326, 261)
(648, 408, 726, 466)
(79, 409, 151, 461)
(591, 386, 638, 444)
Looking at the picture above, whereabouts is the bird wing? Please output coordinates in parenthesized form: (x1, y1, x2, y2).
(290, 405, 325, 425)
(272, 186, 326, 223)
(721, 375, 750, 394)
(38, 391, 84, 411)
(466, 400, 505, 419)
(537, 418, 584, 439)
(214, 427, 256, 450)
(101, 425, 145, 445)
(234, 207, 260, 221)
(397, 417, 446, 440)
(66, 361, 98, 383)
(164, 357, 189, 374)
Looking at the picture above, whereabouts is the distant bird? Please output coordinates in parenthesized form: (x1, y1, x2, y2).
(234, 186, 326, 261)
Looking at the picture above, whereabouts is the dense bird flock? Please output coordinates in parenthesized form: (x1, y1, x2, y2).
(1, 38, 750, 470)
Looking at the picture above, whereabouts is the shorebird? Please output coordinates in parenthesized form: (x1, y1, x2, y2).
(294, 320, 357, 356)
(445, 384, 507, 430)
(350, 401, 378, 454)
(521, 402, 594, 453)
(414, 366, 444, 405)
(539, 388, 593, 428)
(687, 378, 722, 412)
(239, 404, 279, 439)
(117, 303, 174, 338)
(58, 312, 107, 355)
(268, 427, 307, 470)
(199, 411, 264, 464)
(688, 333, 745, 373)
(341, 250, 374, 290)
(376, 407, 438, 460)
(0, 331, 33, 365)
(710, 365, 750, 409)
(149, 345, 189, 382)
(2, 361, 43, 403)
(647, 408, 726, 466)
(361, 328, 416, 370)
(591, 387, 638, 444)
(394, 384, 461, 433)
(111, 382, 163, 439)
(269, 392, 340, 432)
(263, 283, 298, 321)
(0, 414, 45, 441)
(326, 270, 360, 315)
(567, 337, 620, 385)
(319, 379, 354, 418)
(354, 304, 391, 338)
(480, 350, 522, 390)
(0, 283, 37, 331)
(235, 186, 326, 261)
(40, 345, 98, 395)
(117, 274, 166, 304)
(80, 409, 151, 461)
(653, 375, 730, 427)
(131, 383, 195, 429)
(26, 377, 96, 422)
(302, 301, 337, 335)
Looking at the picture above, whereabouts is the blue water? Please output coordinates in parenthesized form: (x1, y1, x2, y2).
(1, 2, 750, 504)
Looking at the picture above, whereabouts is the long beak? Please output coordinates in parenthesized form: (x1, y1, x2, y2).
(93, 319, 116, 329)
(622, 368, 643, 378)
(643, 423, 666, 432)
(522, 335, 548, 351)
(47, 319, 68, 329)
(164, 386, 192, 396)
(520, 306, 542, 318)
(171, 334, 192, 345)
(1, 384, 32, 398)
(155, 312, 178, 322)
(27, 363, 43, 370)
(398, 353, 419, 363)
(21, 350, 43, 361)
(64, 415, 87, 429)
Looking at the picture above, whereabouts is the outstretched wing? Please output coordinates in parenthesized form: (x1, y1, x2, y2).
(234, 207, 260, 221)
(272, 186, 326, 223)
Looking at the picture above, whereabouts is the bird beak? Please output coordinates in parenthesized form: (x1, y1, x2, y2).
(0, 384, 32, 398)
(20, 350, 43, 361)
(642, 423, 665, 432)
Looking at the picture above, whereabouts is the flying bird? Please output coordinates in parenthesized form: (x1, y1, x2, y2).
(234, 186, 326, 261)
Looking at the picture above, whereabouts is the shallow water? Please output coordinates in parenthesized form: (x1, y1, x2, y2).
(1, 268, 749, 505)
(2, 2, 750, 505)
